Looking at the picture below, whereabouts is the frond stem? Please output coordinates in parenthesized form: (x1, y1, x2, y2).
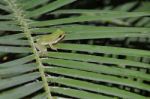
(4, 0, 52, 99)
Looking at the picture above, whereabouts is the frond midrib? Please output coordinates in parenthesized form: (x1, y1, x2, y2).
(4, 0, 52, 99)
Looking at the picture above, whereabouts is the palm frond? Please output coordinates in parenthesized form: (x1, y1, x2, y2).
(0, 0, 149, 99)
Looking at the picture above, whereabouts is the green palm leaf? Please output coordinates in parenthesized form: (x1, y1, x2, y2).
(0, 0, 149, 99)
